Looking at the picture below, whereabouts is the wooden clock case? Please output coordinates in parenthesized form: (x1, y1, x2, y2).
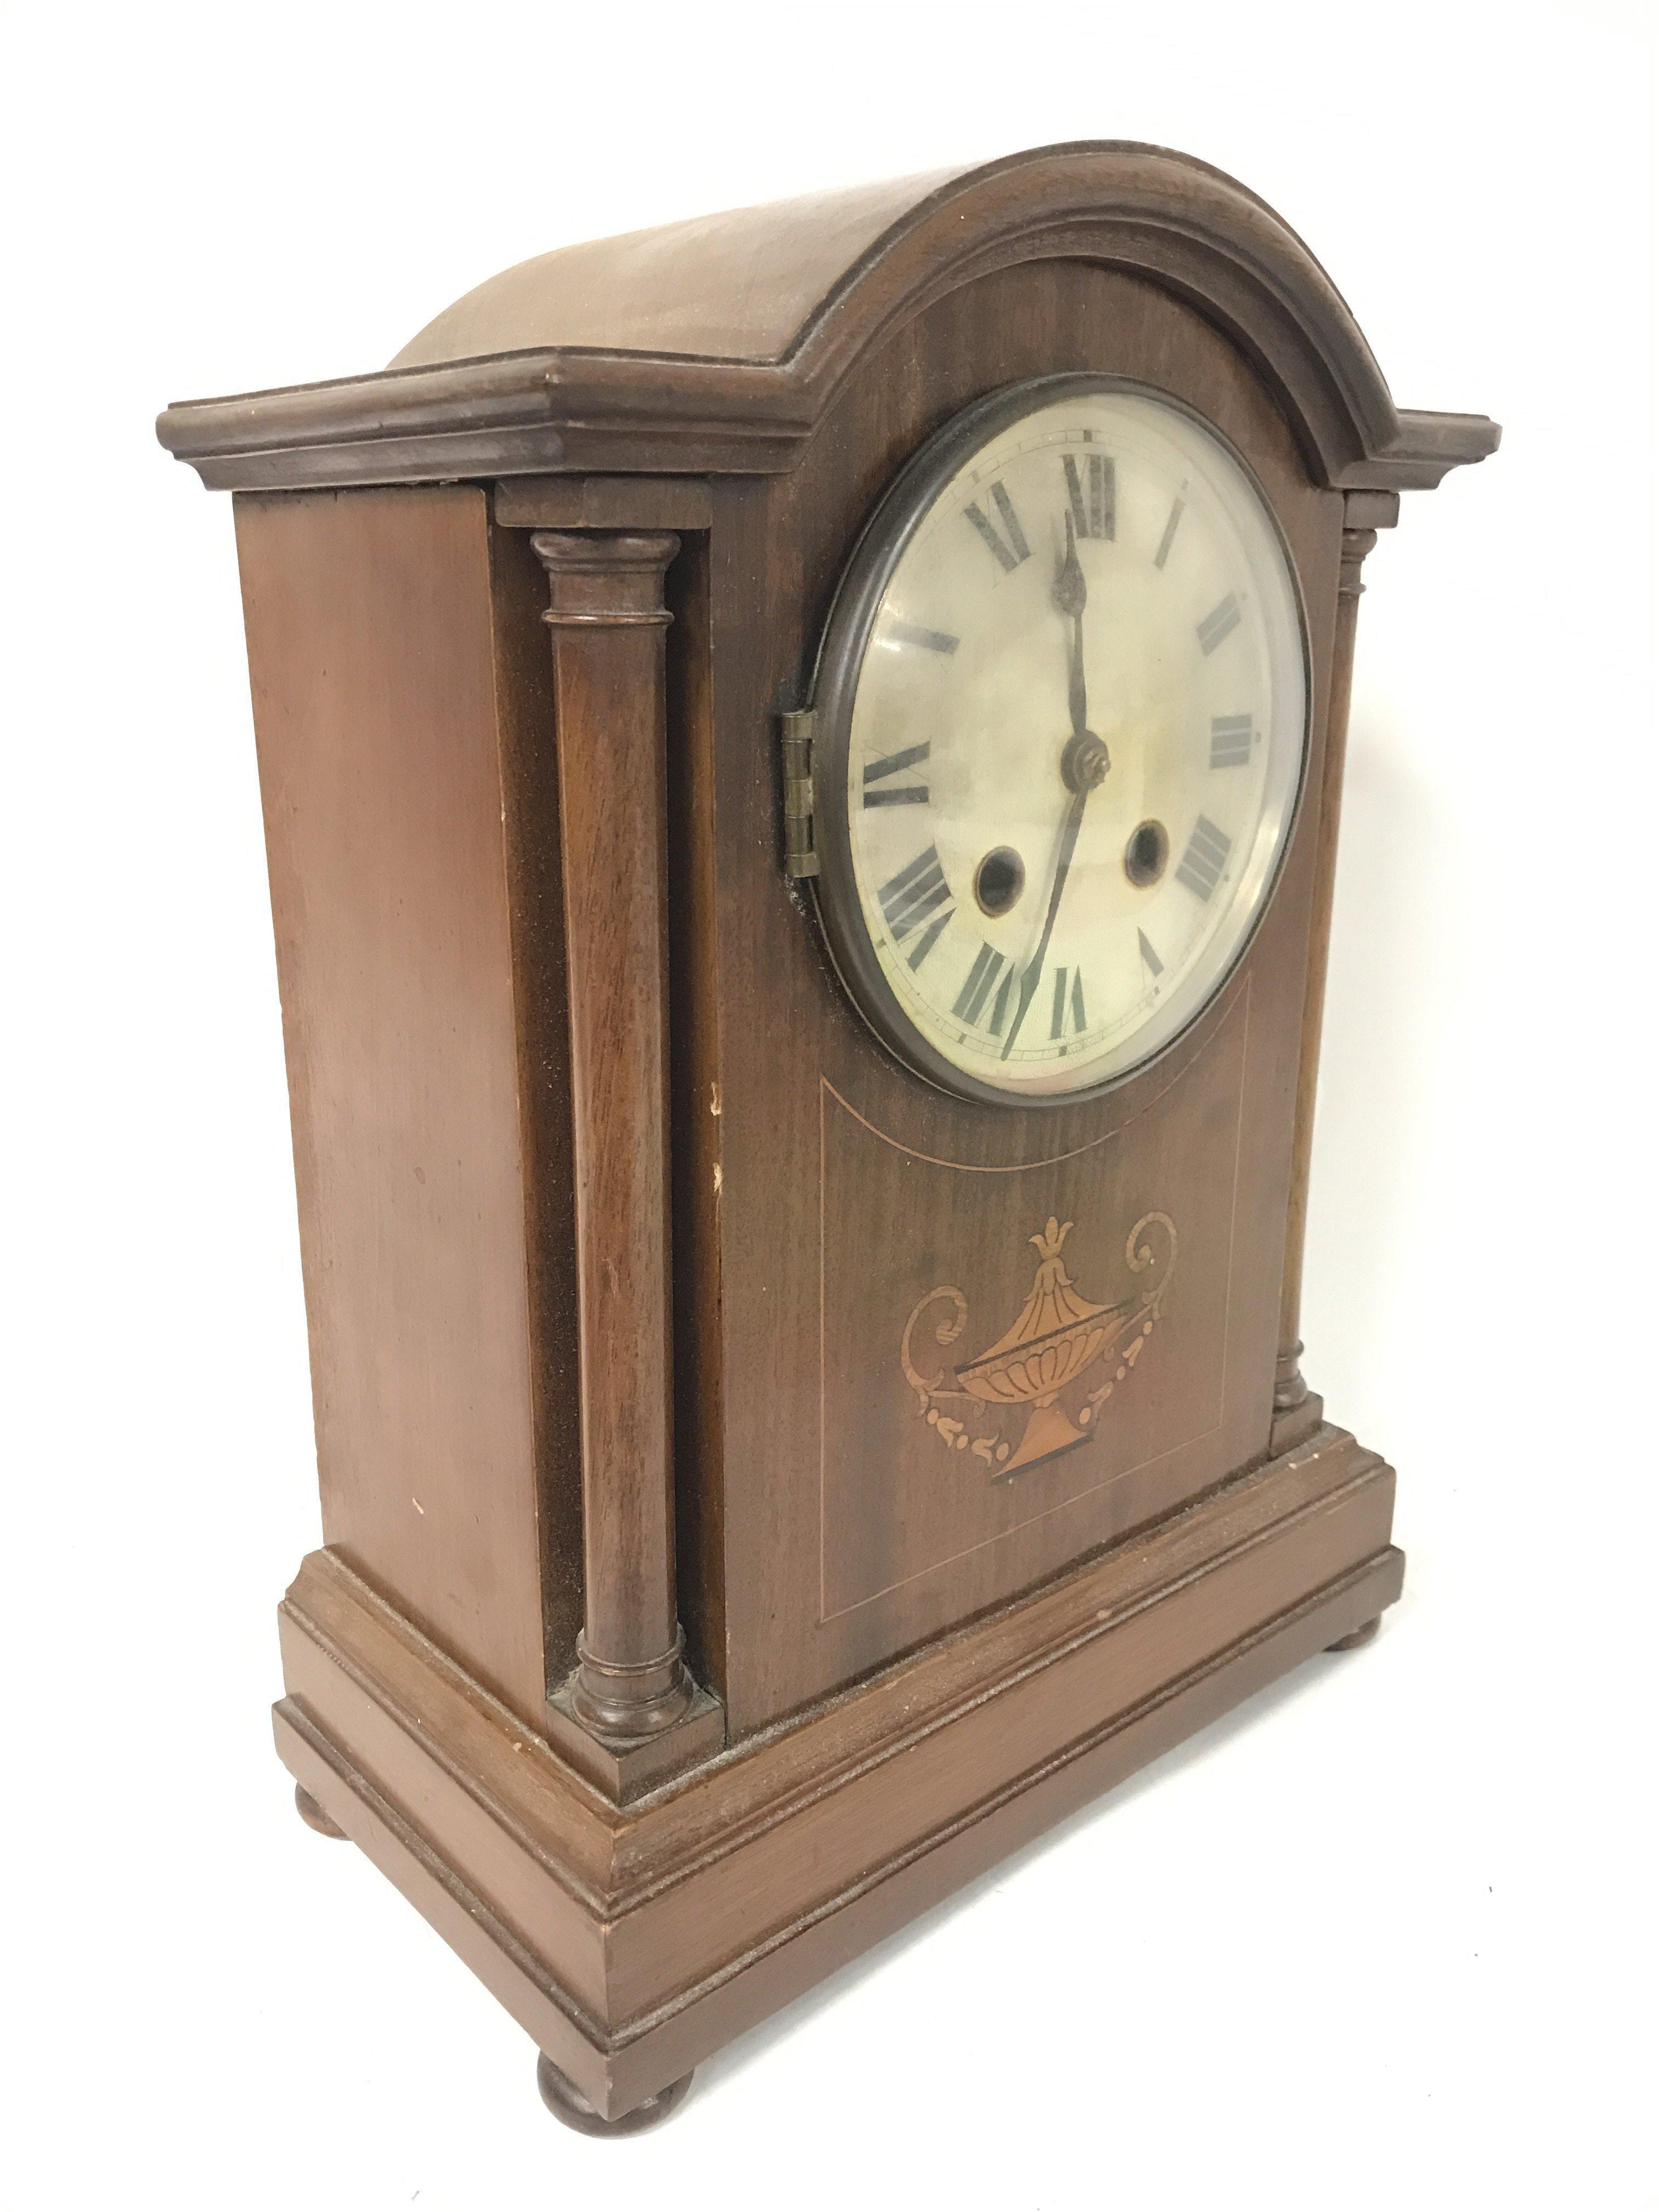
(158, 144, 1497, 2127)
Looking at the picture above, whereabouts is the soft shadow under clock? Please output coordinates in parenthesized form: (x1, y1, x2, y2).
(692, 1654, 1340, 2098)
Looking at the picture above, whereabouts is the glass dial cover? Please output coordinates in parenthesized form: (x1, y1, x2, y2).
(808, 376, 1310, 1104)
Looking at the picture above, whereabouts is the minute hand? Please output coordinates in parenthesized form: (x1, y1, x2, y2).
(1002, 518, 1109, 1060)
(1001, 779, 1092, 1059)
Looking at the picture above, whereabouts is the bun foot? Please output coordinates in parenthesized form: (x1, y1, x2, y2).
(1326, 1616, 1381, 1653)
(294, 1783, 348, 1838)
(536, 2052, 692, 2136)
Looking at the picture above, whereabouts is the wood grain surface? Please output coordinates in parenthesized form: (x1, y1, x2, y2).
(234, 486, 555, 1722)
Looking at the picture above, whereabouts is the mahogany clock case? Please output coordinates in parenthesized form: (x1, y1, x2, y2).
(157, 144, 1497, 2125)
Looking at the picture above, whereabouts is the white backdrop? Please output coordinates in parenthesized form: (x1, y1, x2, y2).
(4, 4, 1654, 2207)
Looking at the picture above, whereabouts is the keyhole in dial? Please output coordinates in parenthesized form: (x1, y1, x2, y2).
(1124, 820, 1170, 888)
(975, 846, 1026, 917)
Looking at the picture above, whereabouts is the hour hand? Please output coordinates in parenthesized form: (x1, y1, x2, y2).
(1053, 514, 1102, 761)
(1054, 510, 1087, 624)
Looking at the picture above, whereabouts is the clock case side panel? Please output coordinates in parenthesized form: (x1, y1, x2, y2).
(233, 484, 583, 1724)
(699, 260, 1345, 1735)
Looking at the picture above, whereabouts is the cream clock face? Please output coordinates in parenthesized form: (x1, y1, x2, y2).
(809, 377, 1309, 1103)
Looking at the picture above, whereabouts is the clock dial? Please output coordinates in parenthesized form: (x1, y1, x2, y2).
(810, 378, 1308, 1102)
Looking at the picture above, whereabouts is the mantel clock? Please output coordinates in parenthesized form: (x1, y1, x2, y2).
(159, 144, 1497, 2134)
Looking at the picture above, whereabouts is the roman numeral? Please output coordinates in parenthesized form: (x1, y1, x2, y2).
(1210, 714, 1254, 769)
(1137, 928, 1164, 979)
(1062, 452, 1115, 540)
(1175, 816, 1233, 901)
(952, 940, 1010, 1028)
(964, 481, 1030, 573)
(1153, 497, 1185, 570)
(878, 844, 952, 941)
(1197, 592, 1242, 655)
(863, 741, 930, 807)
(906, 909, 952, 970)
(884, 617, 959, 654)
(1049, 967, 1087, 1039)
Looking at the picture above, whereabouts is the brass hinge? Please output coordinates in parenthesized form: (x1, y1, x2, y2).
(780, 708, 819, 878)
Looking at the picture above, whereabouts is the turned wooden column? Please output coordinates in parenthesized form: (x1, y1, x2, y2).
(532, 529, 696, 1746)
(1272, 491, 1397, 1448)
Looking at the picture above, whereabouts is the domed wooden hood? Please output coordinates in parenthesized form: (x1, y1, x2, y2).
(157, 142, 1497, 494)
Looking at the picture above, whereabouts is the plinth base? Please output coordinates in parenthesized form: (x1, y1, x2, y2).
(273, 1419, 1400, 2123)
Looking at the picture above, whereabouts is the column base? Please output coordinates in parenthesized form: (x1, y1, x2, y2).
(569, 1630, 696, 1737)
(544, 1667, 725, 1803)
(1270, 1385, 1325, 1458)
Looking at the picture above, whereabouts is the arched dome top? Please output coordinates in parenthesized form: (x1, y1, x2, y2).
(388, 163, 975, 370)
(159, 144, 1497, 494)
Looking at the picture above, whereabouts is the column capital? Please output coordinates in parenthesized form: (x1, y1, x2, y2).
(1339, 526, 1380, 599)
(530, 529, 679, 626)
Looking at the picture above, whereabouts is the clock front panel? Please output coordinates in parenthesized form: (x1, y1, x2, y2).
(815, 995, 1250, 1626)
(685, 260, 1342, 1731)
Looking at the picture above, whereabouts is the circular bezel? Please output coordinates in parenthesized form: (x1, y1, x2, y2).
(805, 372, 1313, 1108)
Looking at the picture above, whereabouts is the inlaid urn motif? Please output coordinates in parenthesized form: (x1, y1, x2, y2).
(900, 1212, 1178, 1477)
